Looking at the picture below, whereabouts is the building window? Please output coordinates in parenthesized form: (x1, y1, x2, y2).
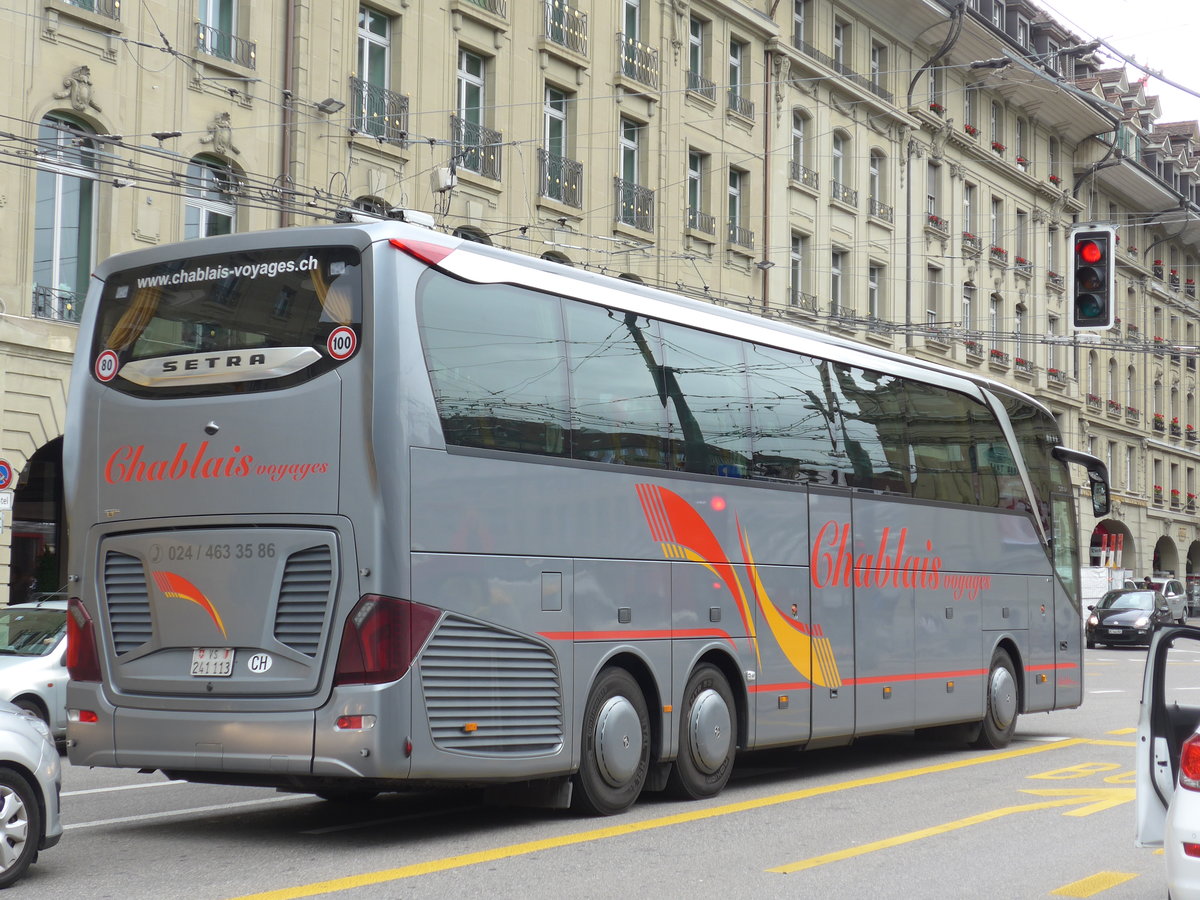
(870, 42, 887, 93)
(727, 40, 753, 116)
(1047, 315, 1059, 371)
(541, 86, 581, 206)
(926, 162, 940, 217)
(789, 233, 808, 306)
(33, 113, 97, 321)
(868, 265, 882, 318)
(792, 0, 808, 47)
(929, 67, 944, 110)
(686, 151, 712, 233)
(990, 196, 1003, 249)
(991, 0, 1006, 29)
(927, 265, 942, 325)
(964, 84, 978, 130)
(1126, 445, 1136, 491)
(832, 19, 847, 69)
(963, 182, 977, 236)
(1015, 209, 1029, 262)
(352, 6, 397, 139)
(831, 250, 844, 312)
(727, 168, 752, 247)
(452, 49, 502, 178)
(990, 101, 1003, 147)
(196, 0, 254, 67)
(686, 16, 713, 98)
(616, 117, 652, 230)
(1017, 15, 1031, 47)
(184, 156, 237, 240)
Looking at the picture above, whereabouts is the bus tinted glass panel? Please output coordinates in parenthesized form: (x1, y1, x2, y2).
(419, 273, 570, 456)
(566, 304, 669, 469)
(94, 247, 362, 398)
(658, 322, 750, 476)
(825, 363, 909, 493)
(745, 343, 840, 486)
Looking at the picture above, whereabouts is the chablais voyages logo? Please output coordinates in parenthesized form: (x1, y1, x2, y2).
(105, 441, 330, 484)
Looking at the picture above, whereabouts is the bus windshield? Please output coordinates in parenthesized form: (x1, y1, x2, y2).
(92, 246, 362, 398)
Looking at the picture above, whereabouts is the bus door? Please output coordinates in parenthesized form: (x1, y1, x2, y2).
(807, 490, 856, 743)
(1047, 491, 1084, 710)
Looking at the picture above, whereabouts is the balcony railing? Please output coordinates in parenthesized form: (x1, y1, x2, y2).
(962, 233, 982, 255)
(868, 198, 893, 223)
(617, 33, 658, 88)
(543, 0, 586, 54)
(65, 0, 120, 18)
(350, 78, 409, 144)
(925, 213, 949, 234)
(788, 289, 818, 314)
(790, 160, 818, 189)
(195, 22, 256, 69)
(686, 70, 716, 102)
(614, 177, 654, 232)
(727, 89, 754, 119)
(32, 285, 83, 322)
(465, 0, 507, 17)
(451, 116, 503, 180)
(830, 181, 857, 207)
(1047, 270, 1065, 290)
(727, 221, 754, 249)
(687, 207, 715, 235)
(537, 149, 583, 208)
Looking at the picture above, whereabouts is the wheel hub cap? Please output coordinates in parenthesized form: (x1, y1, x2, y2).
(595, 696, 642, 787)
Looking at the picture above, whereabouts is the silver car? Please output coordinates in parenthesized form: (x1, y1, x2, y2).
(0, 700, 62, 887)
(0, 599, 67, 738)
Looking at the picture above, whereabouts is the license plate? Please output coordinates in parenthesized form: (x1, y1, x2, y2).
(1107, 628, 1124, 635)
(190, 647, 234, 677)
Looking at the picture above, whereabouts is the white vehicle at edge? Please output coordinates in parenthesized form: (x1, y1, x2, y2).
(0, 699, 63, 887)
(1137, 625, 1200, 898)
(0, 598, 68, 738)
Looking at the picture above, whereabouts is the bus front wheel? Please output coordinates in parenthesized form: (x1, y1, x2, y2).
(574, 667, 650, 816)
(972, 648, 1018, 749)
(668, 664, 736, 800)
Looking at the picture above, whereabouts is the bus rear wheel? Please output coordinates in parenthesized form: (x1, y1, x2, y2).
(972, 648, 1018, 749)
(668, 664, 736, 800)
(574, 667, 649, 816)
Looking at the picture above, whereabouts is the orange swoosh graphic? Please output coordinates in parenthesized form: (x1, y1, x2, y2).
(152, 570, 228, 638)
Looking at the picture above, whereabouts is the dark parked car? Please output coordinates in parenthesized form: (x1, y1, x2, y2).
(1086, 588, 1174, 648)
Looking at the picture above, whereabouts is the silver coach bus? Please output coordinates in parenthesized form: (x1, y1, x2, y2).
(64, 221, 1109, 815)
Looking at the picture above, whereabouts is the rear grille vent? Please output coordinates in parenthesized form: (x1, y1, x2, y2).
(104, 552, 153, 655)
(420, 616, 563, 755)
(273, 545, 334, 656)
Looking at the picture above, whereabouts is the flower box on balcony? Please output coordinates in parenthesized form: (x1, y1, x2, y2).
(991, 141, 1005, 152)
(929, 102, 945, 115)
(964, 123, 978, 136)
(1049, 174, 1062, 185)
(1015, 156, 1027, 165)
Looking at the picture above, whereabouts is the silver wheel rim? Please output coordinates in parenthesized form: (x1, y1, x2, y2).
(595, 695, 642, 787)
(988, 664, 1017, 731)
(688, 688, 732, 774)
(0, 785, 29, 872)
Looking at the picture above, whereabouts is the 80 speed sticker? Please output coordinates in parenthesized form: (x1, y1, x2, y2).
(95, 349, 120, 382)
(327, 326, 358, 360)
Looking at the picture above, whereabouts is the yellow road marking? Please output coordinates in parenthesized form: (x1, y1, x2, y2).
(1108, 727, 1136, 735)
(230, 738, 1090, 900)
(768, 788, 1133, 874)
(1050, 871, 1139, 896)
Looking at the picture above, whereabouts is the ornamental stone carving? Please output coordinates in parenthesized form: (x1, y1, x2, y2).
(53, 65, 102, 114)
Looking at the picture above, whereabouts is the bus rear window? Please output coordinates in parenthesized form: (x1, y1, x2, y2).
(93, 247, 362, 398)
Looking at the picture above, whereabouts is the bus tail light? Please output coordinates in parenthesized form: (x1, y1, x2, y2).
(66, 597, 102, 683)
(1180, 734, 1200, 792)
(333, 596, 440, 686)
(389, 237, 455, 267)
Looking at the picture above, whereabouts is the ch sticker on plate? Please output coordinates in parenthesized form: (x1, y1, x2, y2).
(247, 653, 273, 674)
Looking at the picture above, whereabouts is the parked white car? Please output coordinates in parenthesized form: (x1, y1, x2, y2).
(0, 699, 62, 887)
(1151, 579, 1190, 623)
(0, 598, 68, 738)
(1137, 625, 1200, 898)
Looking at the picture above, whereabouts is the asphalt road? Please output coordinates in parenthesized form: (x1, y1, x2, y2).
(17, 645, 1169, 899)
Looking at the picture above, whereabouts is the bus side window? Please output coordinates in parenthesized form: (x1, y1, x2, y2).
(417, 275, 570, 457)
(744, 344, 839, 486)
(657, 322, 751, 477)
(905, 383, 978, 505)
(565, 303, 669, 470)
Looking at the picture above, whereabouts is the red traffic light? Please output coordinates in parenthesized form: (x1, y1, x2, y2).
(1076, 240, 1104, 264)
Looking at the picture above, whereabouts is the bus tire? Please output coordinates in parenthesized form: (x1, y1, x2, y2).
(574, 667, 649, 816)
(972, 648, 1018, 749)
(668, 664, 736, 800)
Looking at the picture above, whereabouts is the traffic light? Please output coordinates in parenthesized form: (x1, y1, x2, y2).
(1070, 225, 1116, 330)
